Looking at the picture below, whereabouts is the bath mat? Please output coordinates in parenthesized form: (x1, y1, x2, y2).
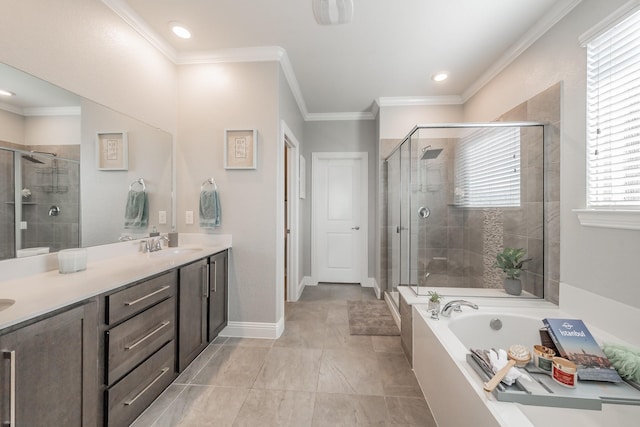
(347, 300, 400, 336)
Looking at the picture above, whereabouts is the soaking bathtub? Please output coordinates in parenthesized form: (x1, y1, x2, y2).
(412, 300, 640, 427)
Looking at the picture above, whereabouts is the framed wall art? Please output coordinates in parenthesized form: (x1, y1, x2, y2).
(224, 129, 257, 169)
(96, 131, 128, 170)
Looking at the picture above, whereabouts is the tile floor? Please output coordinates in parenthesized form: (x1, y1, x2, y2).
(132, 283, 437, 426)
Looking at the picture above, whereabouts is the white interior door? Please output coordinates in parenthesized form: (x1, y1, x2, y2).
(312, 152, 368, 284)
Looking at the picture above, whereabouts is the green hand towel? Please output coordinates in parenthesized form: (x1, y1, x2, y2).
(199, 189, 221, 228)
(124, 190, 148, 229)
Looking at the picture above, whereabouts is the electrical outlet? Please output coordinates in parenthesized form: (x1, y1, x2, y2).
(158, 210, 167, 225)
(20, 221, 27, 230)
(185, 210, 194, 225)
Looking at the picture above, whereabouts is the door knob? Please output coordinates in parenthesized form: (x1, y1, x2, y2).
(351, 226, 360, 230)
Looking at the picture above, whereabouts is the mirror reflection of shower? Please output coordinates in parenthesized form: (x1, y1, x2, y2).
(0, 146, 80, 260)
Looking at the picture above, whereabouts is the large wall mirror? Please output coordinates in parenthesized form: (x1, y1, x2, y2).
(0, 63, 174, 260)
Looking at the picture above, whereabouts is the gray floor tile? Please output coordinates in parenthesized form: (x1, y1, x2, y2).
(152, 385, 249, 427)
(174, 343, 223, 384)
(232, 388, 315, 427)
(385, 396, 436, 427)
(253, 346, 323, 392)
(317, 348, 385, 395)
(312, 392, 389, 427)
(274, 319, 326, 349)
(190, 345, 270, 387)
(285, 301, 332, 323)
(131, 384, 186, 427)
(371, 336, 404, 354)
(323, 322, 374, 351)
(224, 337, 275, 347)
(376, 353, 422, 397)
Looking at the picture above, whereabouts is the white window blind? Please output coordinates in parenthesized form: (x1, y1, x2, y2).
(587, 8, 640, 208)
(454, 127, 520, 207)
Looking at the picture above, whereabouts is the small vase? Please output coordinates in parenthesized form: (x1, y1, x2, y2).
(427, 300, 441, 312)
(504, 278, 522, 296)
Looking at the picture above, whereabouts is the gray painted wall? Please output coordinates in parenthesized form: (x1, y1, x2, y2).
(302, 120, 378, 278)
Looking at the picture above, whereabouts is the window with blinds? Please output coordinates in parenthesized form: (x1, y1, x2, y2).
(454, 127, 521, 207)
(587, 8, 640, 208)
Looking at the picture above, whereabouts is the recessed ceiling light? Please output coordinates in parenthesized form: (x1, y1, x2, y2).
(0, 89, 15, 97)
(169, 22, 191, 39)
(432, 72, 449, 82)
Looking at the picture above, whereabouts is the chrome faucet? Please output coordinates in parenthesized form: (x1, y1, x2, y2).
(440, 299, 479, 317)
(141, 236, 169, 253)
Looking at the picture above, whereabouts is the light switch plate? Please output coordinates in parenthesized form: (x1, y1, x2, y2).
(158, 210, 167, 225)
(20, 221, 27, 230)
(185, 210, 194, 225)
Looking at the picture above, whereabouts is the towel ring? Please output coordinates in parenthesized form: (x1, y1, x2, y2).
(129, 178, 146, 192)
(201, 177, 217, 191)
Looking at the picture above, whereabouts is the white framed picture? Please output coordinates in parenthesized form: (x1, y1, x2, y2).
(224, 129, 257, 169)
(96, 131, 128, 170)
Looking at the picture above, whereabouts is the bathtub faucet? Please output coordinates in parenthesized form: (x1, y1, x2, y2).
(440, 300, 478, 317)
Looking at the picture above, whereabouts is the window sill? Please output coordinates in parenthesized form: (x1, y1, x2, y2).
(573, 209, 640, 230)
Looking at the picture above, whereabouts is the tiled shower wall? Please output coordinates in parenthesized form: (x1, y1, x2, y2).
(379, 83, 561, 302)
(0, 141, 80, 260)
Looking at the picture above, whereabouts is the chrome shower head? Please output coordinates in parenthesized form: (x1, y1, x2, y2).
(421, 145, 443, 160)
(22, 154, 45, 164)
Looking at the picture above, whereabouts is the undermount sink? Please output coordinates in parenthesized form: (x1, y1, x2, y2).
(0, 299, 15, 312)
(148, 247, 203, 258)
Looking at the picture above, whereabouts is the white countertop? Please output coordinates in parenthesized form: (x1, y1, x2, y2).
(0, 235, 231, 331)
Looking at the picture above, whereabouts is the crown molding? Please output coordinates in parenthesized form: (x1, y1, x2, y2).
(578, 0, 640, 46)
(306, 112, 375, 121)
(461, 0, 582, 102)
(377, 96, 464, 108)
(0, 102, 24, 116)
(23, 106, 82, 117)
(0, 104, 81, 117)
(101, 0, 178, 62)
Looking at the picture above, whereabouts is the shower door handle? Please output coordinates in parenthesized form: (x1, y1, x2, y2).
(351, 226, 360, 230)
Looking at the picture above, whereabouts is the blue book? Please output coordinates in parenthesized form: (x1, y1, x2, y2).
(542, 318, 622, 383)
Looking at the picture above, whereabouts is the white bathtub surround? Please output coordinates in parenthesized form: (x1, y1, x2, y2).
(559, 282, 640, 348)
(412, 297, 640, 427)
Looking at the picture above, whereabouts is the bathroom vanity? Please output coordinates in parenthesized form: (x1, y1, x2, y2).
(0, 238, 230, 426)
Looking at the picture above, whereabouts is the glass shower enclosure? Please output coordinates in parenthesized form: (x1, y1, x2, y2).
(385, 122, 546, 308)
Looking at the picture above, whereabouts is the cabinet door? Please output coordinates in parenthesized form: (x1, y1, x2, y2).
(0, 301, 98, 427)
(208, 250, 228, 341)
(178, 259, 208, 371)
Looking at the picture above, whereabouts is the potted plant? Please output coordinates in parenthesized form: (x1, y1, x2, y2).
(494, 247, 531, 296)
(427, 290, 443, 312)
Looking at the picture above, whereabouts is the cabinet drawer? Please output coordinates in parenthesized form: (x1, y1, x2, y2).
(106, 298, 175, 385)
(106, 271, 176, 325)
(106, 340, 175, 427)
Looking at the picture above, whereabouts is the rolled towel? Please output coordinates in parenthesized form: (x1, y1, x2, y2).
(124, 190, 149, 229)
(488, 348, 521, 386)
(199, 189, 221, 228)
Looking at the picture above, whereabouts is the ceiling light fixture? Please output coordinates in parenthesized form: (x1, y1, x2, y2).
(169, 22, 191, 39)
(313, 0, 354, 25)
(0, 89, 15, 97)
(432, 72, 449, 82)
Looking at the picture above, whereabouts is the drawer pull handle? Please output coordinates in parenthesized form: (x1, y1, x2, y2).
(125, 321, 170, 350)
(124, 367, 170, 406)
(124, 285, 171, 306)
(2, 351, 15, 427)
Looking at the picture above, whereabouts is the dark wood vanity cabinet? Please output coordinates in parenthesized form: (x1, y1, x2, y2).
(177, 258, 209, 371)
(103, 271, 177, 427)
(208, 250, 228, 341)
(177, 250, 229, 370)
(0, 301, 98, 427)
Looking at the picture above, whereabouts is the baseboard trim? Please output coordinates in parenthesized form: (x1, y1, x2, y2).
(219, 317, 284, 339)
(361, 277, 382, 299)
(384, 291, 401, 329)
